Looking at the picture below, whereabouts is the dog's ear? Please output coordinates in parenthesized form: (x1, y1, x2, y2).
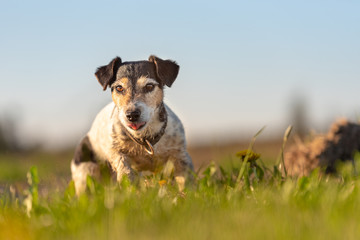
(95, 57, 122, 91)
(148, 55, 179, 87)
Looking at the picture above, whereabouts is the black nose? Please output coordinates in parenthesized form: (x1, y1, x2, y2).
(126, 109, 141, 122)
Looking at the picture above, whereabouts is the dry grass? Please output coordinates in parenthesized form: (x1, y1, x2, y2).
(285, 119, 360, 176)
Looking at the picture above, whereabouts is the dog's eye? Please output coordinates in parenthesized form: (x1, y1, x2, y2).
(145, 83, 155, 93)
(115, 85, 124, 93)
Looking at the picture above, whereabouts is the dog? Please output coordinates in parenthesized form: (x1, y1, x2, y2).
(71, 55, 194, 194)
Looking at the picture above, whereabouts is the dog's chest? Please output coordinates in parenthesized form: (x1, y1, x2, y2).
(111, 137, 168, 171)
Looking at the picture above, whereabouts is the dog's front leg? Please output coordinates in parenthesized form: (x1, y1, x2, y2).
(171, 151, 194, 191)
(71, 136, 101, 195)
(110, 154, 135, 182)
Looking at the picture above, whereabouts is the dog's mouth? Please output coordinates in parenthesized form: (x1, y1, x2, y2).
(128, 122, 146, 131)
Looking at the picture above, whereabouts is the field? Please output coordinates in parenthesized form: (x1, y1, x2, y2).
(1, 139, 360, 240)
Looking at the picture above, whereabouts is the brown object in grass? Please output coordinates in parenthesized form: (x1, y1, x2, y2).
(285, 118, 360, 176)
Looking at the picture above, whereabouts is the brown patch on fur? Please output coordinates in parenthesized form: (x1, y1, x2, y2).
(132, 77, 164, 109)
(111, 77, 133, 108)
(285, 118, 360, 176)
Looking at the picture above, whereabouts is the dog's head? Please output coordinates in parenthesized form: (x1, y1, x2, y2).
(95, 55, 179, 136)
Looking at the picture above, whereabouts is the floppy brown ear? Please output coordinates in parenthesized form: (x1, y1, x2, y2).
(148, 55, 179, 87)
(95, 57, 122, 91)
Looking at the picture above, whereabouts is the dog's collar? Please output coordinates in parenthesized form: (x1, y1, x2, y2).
(114, 104, 168, 156)
(123, 120, 167, 156)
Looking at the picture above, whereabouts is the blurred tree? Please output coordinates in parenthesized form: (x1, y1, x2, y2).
(0, 112, 20, 153)
(290, 94, 308, 138)
(0, 124, 7, 152)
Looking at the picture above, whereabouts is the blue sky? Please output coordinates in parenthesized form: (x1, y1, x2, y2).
(1, 1, 360, 148)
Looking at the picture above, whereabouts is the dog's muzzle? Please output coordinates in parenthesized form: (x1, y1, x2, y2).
(125, 109, 146, 130)
(126, 109, 141, 122)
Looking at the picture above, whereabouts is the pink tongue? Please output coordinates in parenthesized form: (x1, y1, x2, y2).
(129, 122, 144, 130)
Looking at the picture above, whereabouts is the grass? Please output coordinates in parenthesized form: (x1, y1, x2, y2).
(1, 146, 360, 239)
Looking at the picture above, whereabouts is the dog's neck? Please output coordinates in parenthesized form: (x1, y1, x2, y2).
(112, 103, 168, 152)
